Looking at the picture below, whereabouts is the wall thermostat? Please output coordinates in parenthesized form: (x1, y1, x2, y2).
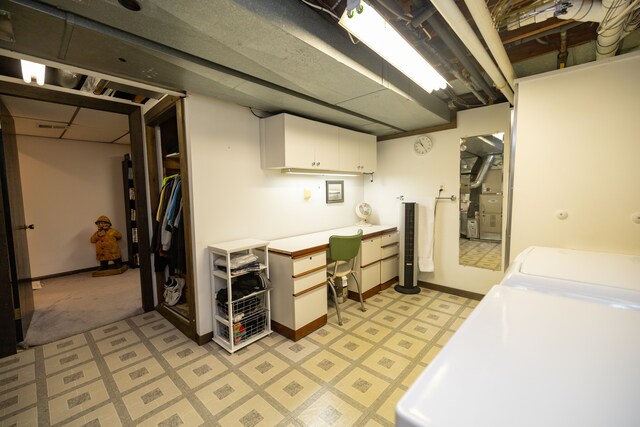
(414, 135, 432, 155)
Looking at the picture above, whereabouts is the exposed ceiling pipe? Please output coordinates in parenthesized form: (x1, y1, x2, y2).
(470, 154, 495, 189)
(464, 0, 517, 91)
(505, 21, 583, 47)
(558, 30, 569, 68)
(428, 0, 515, 104)
(506, 0, 638, 60)
(423, 14, 498, 102)
(506, 0, 606, 29)
(621, 9, 640, 39)
(597, 0, 633, 58)
(371, 0, 490, 104)
(421, 40, 489, 105)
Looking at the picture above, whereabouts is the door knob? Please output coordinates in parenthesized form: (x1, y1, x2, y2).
(18, 224, 35, 230)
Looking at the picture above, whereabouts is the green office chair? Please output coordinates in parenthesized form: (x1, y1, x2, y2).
(327, 229, 365, 326)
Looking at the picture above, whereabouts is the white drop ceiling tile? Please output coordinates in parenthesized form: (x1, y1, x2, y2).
(63, 124, 124, 143)
(0, 95, 76, 122)
(12, 117, 65, 138)
(114, 133, 131, 145)
(72, 108, 129, 131)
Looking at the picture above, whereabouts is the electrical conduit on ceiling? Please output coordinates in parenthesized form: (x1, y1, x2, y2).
(427, 0, 515, 104)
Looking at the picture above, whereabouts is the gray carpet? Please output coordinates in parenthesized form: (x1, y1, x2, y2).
(24, 268, 143, 346)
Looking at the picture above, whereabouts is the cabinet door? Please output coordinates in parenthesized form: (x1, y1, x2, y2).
(313, 122, 340, 170)
(358, 133, 377, 173)
(284, 115, 319, 168)
(338, 128, 362, 172)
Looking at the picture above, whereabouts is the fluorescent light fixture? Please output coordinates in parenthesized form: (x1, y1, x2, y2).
(339, 3, 447, 93)
(20, 59, 45, 85)
(282, 168, 361, 177)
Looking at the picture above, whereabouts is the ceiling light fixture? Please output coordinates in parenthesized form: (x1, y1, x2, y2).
(282, 168, 362, 177)
(20, 59, 45, 86)
(339, 2, 447, 93)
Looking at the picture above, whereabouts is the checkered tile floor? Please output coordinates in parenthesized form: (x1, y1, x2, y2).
(459, 238, 502, 270)
(0, 287, 477, 426)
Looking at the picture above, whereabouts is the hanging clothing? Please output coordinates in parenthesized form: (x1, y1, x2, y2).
(152, 175, 186, 275)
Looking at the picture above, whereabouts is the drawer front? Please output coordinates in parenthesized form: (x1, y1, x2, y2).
(360, 236, 381, 266)
(380, 231, 399, 246)
(293, 251, 326, 276)
(294, 286, 327, 329)
(360, 261, 381, 293)
(381, 243, 399, 258)
(381, 256, 399, 283)
(293, 268, 327, 295)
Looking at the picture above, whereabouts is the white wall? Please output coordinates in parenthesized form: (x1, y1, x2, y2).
(365, 103, 512, 295)
(18, 136, 130, 277)
(184, 93, 366, 335)
(511, 52, 640, 258)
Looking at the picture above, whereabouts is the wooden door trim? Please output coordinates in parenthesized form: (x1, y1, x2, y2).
(0, 151, 18, 357)
(0, 81, 155, 317)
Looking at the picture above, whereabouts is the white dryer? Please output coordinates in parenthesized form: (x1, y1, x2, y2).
(396, 247, 640, 427)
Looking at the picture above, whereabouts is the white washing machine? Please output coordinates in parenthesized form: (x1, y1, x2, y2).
(396, 247, 640, 427)
(501, 246, 640, 309)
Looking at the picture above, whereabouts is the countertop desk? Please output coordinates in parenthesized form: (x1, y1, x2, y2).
(269, 225, 397, 257)
(268, 225, 399, 340)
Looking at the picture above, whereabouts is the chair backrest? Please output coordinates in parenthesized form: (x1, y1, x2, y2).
(328, 229, 363, 262)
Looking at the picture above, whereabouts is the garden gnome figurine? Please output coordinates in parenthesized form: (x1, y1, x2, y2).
(90, 215, 127, 276)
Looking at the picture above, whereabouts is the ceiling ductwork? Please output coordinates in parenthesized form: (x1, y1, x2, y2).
(0, 0, 637, 137)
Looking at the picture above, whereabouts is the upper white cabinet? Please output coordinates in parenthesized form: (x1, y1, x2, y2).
(339, 128, 377, 173)
(260, 113, 376, 173)
(261, 113, 339, 170)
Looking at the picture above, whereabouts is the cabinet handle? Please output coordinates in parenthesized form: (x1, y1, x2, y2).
(317, 162, 320, 166)
(312, 162, 316, 166)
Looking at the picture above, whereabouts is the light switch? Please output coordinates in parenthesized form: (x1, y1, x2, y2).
(304, 188, 311, 200)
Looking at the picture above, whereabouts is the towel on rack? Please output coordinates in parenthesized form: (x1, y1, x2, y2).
(418, 197, 436, 272)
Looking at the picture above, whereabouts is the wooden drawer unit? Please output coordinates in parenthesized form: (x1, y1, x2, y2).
(360, 261, 381, 294)
(381, 243, 399, 258)
(269, 250, 327, 341)
(293, 268, 326, 294)
(380, 231, 399, 246)
(381, 255, 400, 285)
(361, 236, 381, 266)
(293, 286, 327, 329)
(293, 251, 326, 276)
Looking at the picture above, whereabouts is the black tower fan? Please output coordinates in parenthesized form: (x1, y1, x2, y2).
(395, 202, 420, 294)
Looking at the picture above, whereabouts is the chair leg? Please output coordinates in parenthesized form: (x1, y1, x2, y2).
(327, 279, 343, 326)
(350, 272, 366, 312)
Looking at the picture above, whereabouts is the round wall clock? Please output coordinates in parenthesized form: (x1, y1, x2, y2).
(414, 135, 433, 155)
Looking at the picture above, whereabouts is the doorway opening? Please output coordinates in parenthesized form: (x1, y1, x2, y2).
(0, 78, 157, 356)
